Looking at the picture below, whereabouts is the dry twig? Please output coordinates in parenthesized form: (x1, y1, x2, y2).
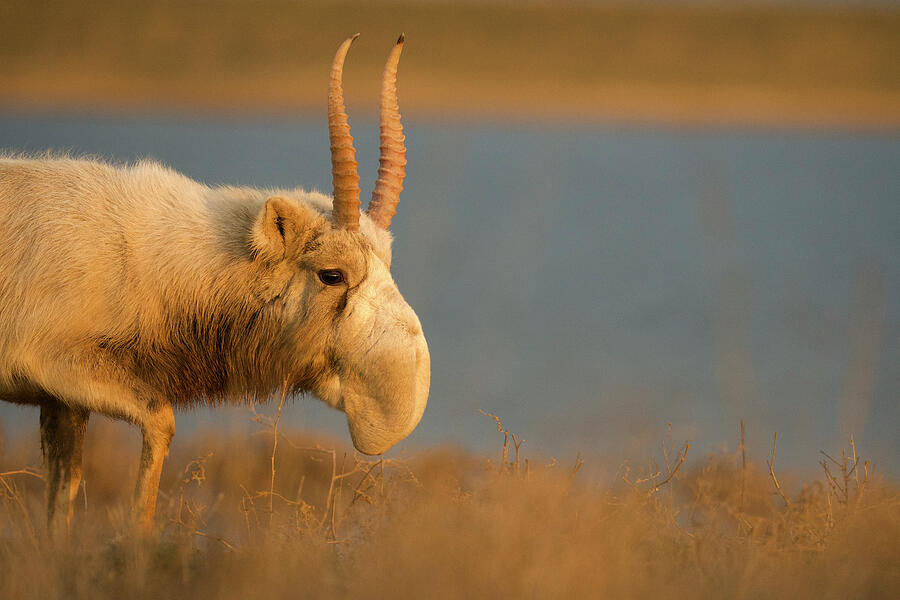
(767, 432, 791, 508)
(479, 409, 510, 472)
(268, 382, 288, 527)
(649, 442, 690, 493)
(571, 453, 584, 480)
(740, 419, 746, 512)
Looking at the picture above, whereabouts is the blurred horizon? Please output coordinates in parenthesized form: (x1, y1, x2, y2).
(1, 0, 898, 128)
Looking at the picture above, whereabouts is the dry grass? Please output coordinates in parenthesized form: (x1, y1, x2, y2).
(0, 0, 898, 126)
(1, 410, 898, 599)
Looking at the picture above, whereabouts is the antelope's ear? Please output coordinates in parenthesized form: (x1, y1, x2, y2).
(251, 196, 311, 261)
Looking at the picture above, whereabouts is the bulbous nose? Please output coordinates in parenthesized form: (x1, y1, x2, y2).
(345, 331, 430, 456)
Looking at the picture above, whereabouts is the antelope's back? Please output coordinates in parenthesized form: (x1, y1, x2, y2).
(0, 158, 203, 383)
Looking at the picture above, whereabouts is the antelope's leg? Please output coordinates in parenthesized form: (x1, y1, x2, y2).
(132, 401, 174, 534)
(39, 401, 90, 537)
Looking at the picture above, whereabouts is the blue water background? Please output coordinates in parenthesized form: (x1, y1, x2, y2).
(1, 112, 897, 477)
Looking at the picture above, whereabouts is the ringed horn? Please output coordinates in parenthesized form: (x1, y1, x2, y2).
(328, 34, 408, 232)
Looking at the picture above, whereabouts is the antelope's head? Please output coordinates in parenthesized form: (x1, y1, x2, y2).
(250, 35, 429, 455)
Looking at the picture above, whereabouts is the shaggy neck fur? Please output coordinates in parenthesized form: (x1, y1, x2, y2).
(106, 183, 338, 407)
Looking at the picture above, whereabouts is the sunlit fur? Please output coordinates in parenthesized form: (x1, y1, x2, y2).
(0, 155, 430, 529)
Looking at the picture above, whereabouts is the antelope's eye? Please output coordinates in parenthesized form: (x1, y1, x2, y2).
(318, 269, 345, 286)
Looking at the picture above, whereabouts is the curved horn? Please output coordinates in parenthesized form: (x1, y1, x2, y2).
(367, 34, 407, 230)
(329, 34, 361, 231)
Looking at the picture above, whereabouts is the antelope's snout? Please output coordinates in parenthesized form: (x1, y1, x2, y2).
(343, 329, 430, 455)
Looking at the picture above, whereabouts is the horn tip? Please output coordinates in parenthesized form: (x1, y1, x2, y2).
(351, 33, 361, 42)
(397, 33, 405, 45)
